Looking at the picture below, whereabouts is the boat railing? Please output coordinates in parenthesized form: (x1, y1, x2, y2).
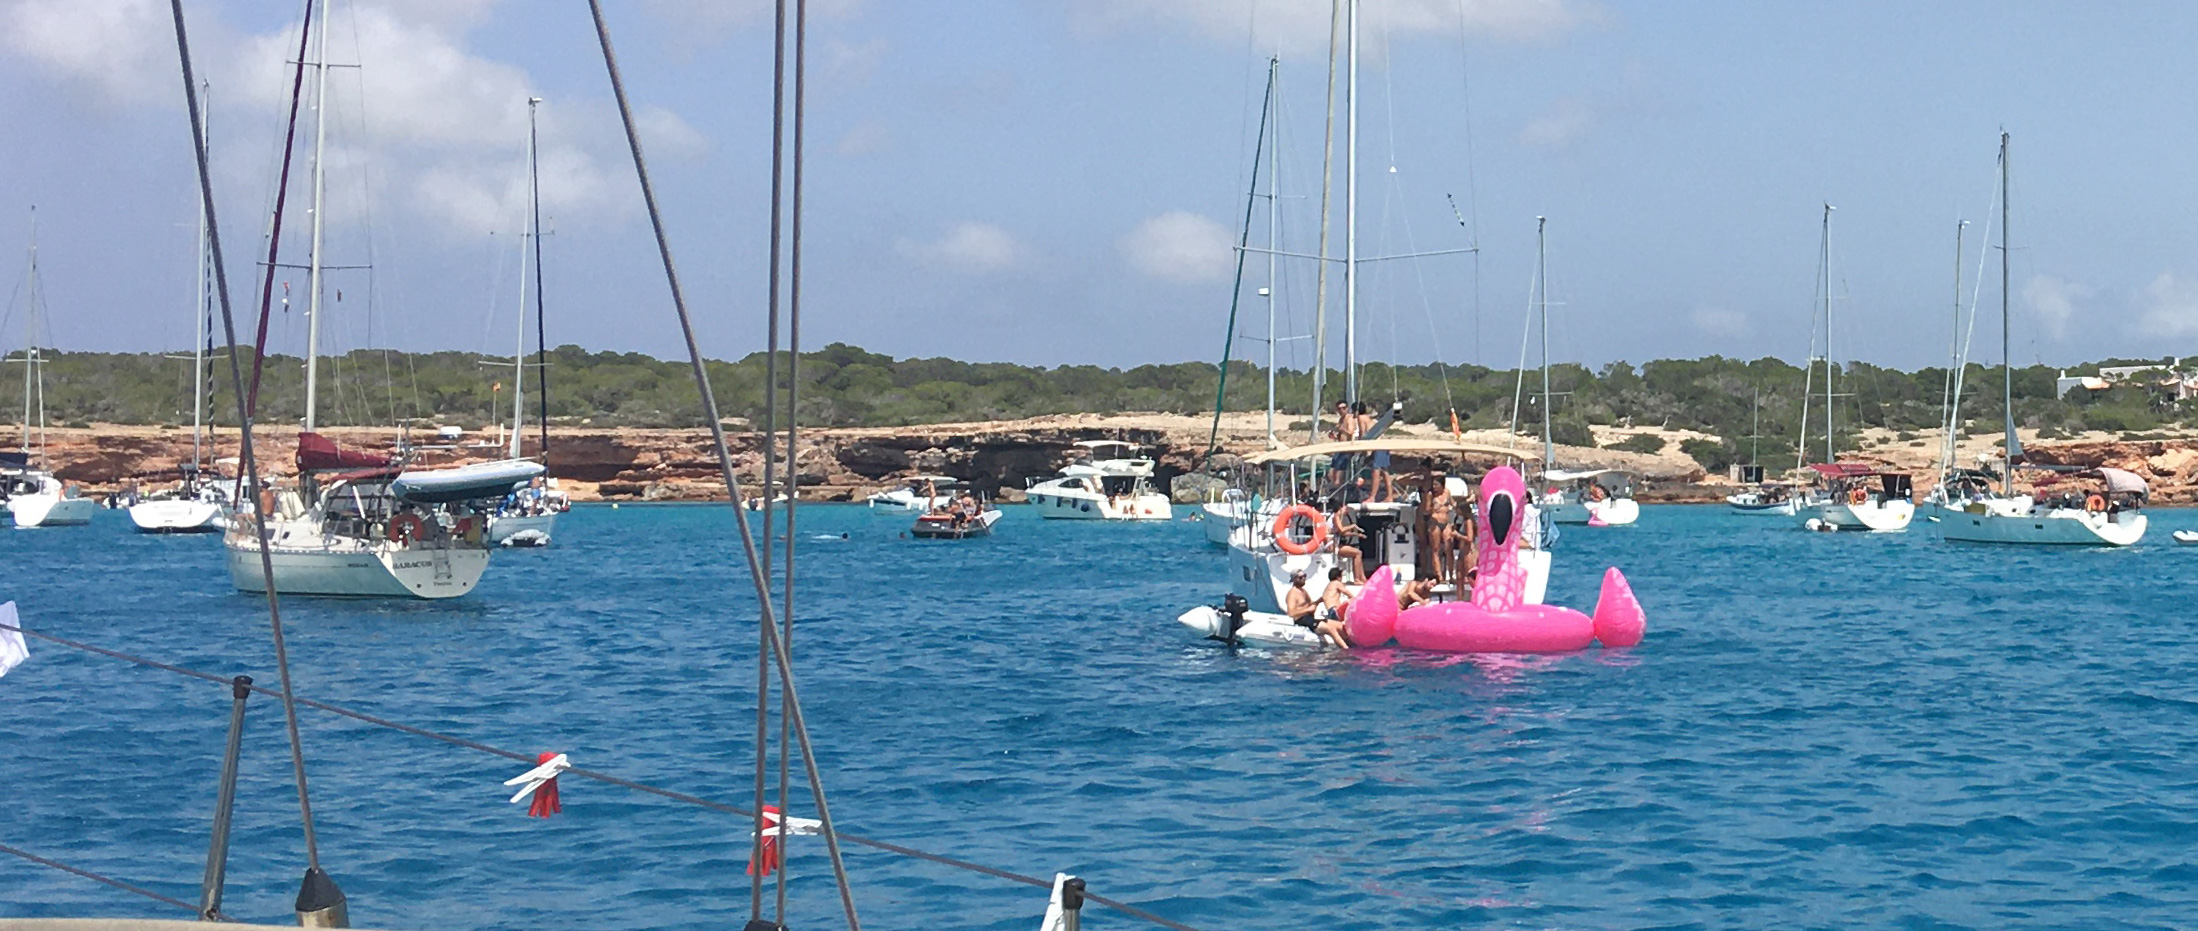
(0, 615, 1207, 931)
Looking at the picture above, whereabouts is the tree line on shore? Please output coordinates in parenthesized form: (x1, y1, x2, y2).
(8, 342, 2187, 472)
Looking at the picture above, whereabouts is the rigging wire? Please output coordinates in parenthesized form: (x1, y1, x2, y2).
(585, 4, 861, 928)
(0, 840, 201, 914)
(0, 618, 1205, 931)
(169, 0, 329, 887)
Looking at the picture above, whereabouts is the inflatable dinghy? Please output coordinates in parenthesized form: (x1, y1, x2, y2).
(392, 458, 545, 504)
(1178, 596, 1328, 649)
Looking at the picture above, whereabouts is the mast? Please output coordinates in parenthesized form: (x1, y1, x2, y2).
(1821, 202, 1834, 464)
(1342, 0, 1358, 405)
(1309, 0, 1339, 442)
(1999, 131, 2014, 496)
(1939, 218, 1967, 484)
(192, 81, 211, 470)
(1263, 59, 1279, 448)
(301, 0, 331, 432)
(509, 96, 541, 460)
(19, 208, 36, 456)
(530, 96, 550, 458)
(1537, 215, 1551, 469)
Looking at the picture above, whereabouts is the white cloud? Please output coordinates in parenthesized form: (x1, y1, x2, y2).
(1075, 0, 1593, 56)
(2, 0, 177, 106)
(635, 0, 864, 43)
(2022, 274, 2090, 340)
(1518, 97, 1597, 148)
(897, 221, 1024, 274)
(1120, 211, 1235, 284)
(834, 119, 893, 157)
(825, 37, 890, 88)
(2137, 272, 2198, 338)
(4, 0, 669, 241)
(1689, 305, 1750, 338)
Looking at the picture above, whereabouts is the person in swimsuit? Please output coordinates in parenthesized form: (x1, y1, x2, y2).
(1315, 567, 1353, 649)
(1331, 507, 1367, 583)
(1423, 472, 1456, 587)
(1284, 571, 1317, 628)
(1398, 576, 1438, 610)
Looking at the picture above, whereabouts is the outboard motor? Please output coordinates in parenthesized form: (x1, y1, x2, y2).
(1219, 593, 1250, 647)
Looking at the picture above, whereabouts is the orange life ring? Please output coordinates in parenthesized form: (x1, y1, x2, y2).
(1587, 484, 1608, 502)
(388, 512, 428, 543)
(1272, 504, 1328, 556)
(1849, 487, 1867, 506)
(2085, 493, 2107, 513)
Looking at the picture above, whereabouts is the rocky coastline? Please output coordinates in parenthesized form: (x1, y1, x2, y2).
(27, 415, 2198, 506)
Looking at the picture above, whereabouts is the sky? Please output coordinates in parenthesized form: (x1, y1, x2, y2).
(4, 0, 2198, 375)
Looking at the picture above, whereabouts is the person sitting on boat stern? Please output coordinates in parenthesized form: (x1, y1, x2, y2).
(1398, 575, 1438, 610)
(1284, 570, 1318, 629)
(1331, 507, 1367, 583)
(1315, 567, 1354, 648)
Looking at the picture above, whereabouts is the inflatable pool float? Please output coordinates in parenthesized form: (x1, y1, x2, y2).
(1345, 466, 1645, 654)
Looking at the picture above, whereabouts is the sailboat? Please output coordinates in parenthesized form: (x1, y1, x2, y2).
(485, 97, 568, 548)
(131, 92, 233, 533)
(3, 210, 97, 529)
(1933, 132, 2146, 546)
(1520, 218, 1639, 527)
(1788, 203, 1914, 532)
(224, 0, 541, 597)
(1219, 0, 1550, 618)
(1200, 57, 1294, 545)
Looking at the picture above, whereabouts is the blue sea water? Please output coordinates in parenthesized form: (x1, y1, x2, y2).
(4, 503, 2198, 930)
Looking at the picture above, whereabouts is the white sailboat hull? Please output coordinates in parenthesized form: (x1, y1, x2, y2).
(487, 512, 557, 547)
(1225, 524, 1550, 614)
(1796, 498, 1914, 532)
(1933, 500, 2147, 546)
(8, 493, 96, 527)
(128, 499, 227, 533)
(226, 532, 490, 599)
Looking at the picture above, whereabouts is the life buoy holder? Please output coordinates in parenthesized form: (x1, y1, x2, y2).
(388, 512, 428, 543)
(1272, 504, 1328, 556)
(2085, 493, 2107, 514)
(1848, 487, 1867, 506)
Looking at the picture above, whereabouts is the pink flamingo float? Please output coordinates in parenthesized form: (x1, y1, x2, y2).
(1346, 465, 1646, 653)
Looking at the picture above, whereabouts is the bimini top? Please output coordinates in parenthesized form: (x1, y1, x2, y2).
(1245, 437, 1533, 466)
(902, 474, 963, 485)
(1544, 468, 1636, 482)
(2092, 466, 2150, 495)
(1073, 440, 1144, 452)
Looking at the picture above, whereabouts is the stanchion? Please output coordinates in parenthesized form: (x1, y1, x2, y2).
(198, 674, 252, 920)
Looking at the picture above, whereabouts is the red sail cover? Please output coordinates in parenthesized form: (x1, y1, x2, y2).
(295, 432, 393, 472)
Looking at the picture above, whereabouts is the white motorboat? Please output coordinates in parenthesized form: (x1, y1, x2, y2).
(866, 475, 965, 511)
(1026, 441, 1171, 520)
(1792, 464, 1915, 532)
(1535, 469, 1640, 526)
(910, 506, 1003, 539)
(1929, 134, 2148, 548)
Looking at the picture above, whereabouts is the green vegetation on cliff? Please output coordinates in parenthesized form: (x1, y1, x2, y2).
(8, 343, 2191, 471)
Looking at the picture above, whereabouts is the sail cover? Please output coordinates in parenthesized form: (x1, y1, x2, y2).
(296, 432, 394, 472)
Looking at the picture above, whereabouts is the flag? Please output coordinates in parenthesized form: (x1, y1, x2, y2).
(0, 602, 26, 679)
